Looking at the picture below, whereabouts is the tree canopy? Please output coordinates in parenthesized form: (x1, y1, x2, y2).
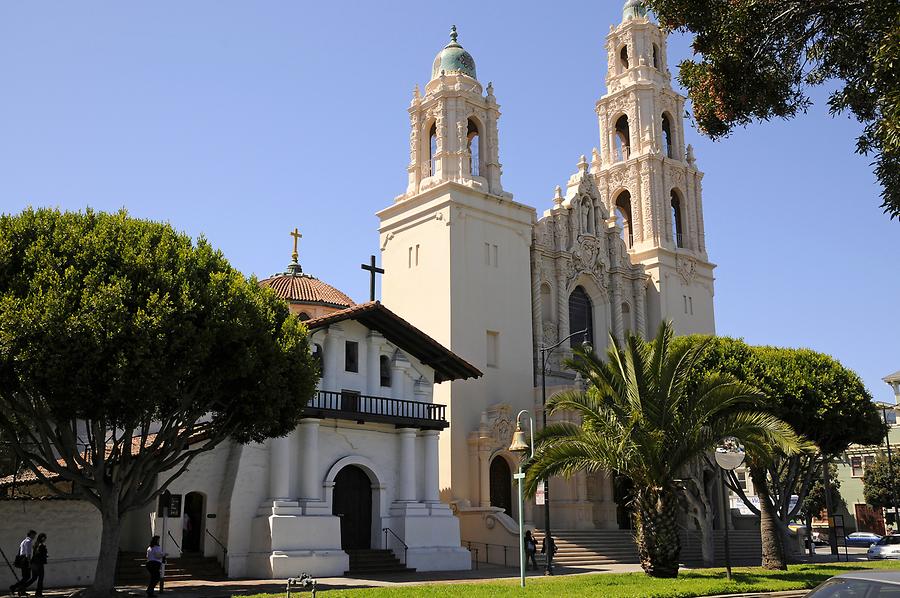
(0, 208, 319, 595)
(863, 456, 900, 512)
(645, 0, 900, 218)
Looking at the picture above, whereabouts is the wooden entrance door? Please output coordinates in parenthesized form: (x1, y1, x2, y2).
(333, 465, 372, 550)
(490, 457, 512, 516)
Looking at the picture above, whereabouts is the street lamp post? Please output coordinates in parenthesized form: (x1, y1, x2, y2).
(509, 410, 534, 589)
(715, 438, 745, 582)
(538, 328, 588, 575)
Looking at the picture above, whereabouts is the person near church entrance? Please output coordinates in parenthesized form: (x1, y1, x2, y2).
(29, 533, 48, 597)
(145, 535, 165, 597)
(9, 529, 36, 596)
(541, 534, 557, 575)
(524, 530, 538, 570)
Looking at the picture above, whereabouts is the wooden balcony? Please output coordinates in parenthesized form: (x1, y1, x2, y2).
(302, 390, 448, 431)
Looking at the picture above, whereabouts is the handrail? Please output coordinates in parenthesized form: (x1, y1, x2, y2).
(166, 530, 181, 552)
(306, 390, 447, 425)
(464, 540, 517, 567)
(205, 528, 228, 555)
(382, 527, 408, 565)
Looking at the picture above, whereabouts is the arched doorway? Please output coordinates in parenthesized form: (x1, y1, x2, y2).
(182, 492, 204, 553)
(332, 465, 373, 550)
(489, 456, 512, 517)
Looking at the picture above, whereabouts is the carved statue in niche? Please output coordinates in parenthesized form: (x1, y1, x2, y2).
(582, 200, 591, 233)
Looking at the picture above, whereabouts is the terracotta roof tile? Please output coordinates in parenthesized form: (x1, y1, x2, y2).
(259, 272, 355, 308)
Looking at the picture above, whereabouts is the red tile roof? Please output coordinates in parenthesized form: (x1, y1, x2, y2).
(259, 272, 355, 308)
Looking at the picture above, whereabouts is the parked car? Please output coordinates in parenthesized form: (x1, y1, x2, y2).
(844, 531, 883, 547)
(868, 534, 900, 560)
(805, 571, 900, 596)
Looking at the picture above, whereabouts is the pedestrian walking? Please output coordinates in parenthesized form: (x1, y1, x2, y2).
(29, 534, 47, 598)
(9, 530, 36, 597)
(541, 534, 557, 575)
(145, 535, 165, 597)
(523, 530, 538, 570)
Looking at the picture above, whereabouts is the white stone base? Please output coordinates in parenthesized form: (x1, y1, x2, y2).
(270, 550, 349, 578)
(407, 546, 471, 572)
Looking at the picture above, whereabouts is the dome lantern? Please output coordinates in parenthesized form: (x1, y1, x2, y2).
(431, 25, 477, 80)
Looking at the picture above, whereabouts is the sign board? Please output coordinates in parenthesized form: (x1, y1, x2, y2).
(157, 493, 182, 518)
(535, 482, 546, 506)
(730, 494, 798, 517)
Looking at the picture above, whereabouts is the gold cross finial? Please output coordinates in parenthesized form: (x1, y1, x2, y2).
(290, 227, 302, 263)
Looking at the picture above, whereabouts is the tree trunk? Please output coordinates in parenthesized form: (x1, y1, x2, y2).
(88, 491, 122, 597)
(635, 488, 681, 577)
(750, 464, 786, 570)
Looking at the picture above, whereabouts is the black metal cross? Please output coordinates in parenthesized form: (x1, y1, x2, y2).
(360, 255, 384, 302)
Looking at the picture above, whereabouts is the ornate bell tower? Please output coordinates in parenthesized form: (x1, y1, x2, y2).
(592, 1, 716, 335)
(378, 27, 536, 507)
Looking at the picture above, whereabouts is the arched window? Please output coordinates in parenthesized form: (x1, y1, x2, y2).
(615, 115, 631, 161)
(540, 284, 553, 322)
(622, 302, 633, 335)
(620, 45, 629, 70)
(615, 191, 633, 248)
(652, 44, 660, 69)
(489, 457, 512, 516)
(298, 312, 310, 321)
(428, 122, 437, 177)
(671, 190, 684, 248)
(312, 344, 323, 372)
(379, 355, 391, 387)
(467, 119, 480, 177)
(568, 286, 594, 348)
(661, 114, 673, 158)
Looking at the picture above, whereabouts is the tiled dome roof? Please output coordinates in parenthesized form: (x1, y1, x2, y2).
(431, 25, 476, 80)
(259, 266, 355, 309)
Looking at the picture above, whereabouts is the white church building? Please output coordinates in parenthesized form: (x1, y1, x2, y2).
(1, 1, 729, 585)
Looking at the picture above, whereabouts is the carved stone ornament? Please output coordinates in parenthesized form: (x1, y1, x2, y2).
(480, 404, 513, 451)
(542, 321, 558, 345)
(676, 254, 697, 284)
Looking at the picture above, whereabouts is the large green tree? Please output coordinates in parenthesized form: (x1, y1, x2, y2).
(678, 336, 882, 569)
(644, 0, 900, 218)
(524, 323, 800, 578)
(0, 208, 319, 596)
(863, 456, 900, 517)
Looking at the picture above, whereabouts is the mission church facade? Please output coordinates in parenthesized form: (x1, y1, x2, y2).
(1, 1, 720, 585)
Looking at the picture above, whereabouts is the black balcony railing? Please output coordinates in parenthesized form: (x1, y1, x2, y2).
(303, 390, 448, 430)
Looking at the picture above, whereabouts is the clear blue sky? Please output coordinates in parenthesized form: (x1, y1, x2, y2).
(1, 2, 897, 402)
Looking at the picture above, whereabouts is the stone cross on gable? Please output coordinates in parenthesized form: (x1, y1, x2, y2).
(360, 255, 384, 302)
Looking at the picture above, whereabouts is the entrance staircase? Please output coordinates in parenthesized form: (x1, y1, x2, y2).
(344, 549, 416, 576)
(116, 552, 227, 585)
(531, 530, 640, 567)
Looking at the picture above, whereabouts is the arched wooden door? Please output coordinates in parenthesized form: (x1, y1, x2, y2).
(489, 457, 512, 517)
(332, 465, 373, 550)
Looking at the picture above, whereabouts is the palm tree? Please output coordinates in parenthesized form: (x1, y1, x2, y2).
(524, 322, 801, 578)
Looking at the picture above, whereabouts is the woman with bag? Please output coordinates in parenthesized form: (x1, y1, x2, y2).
(523, 530, 538, 570)
(30, 534, 48, 597)
(145, 535, 165, 597)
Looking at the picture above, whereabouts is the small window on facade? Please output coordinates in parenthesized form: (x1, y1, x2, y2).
(486, 331, 499, 368)
(671, 190, 684, 248)
(428, 122, 438, 177)
(851, 456, 864, 477)
(298, 312, 310, 321)
(615, 115, 631, 161)
(568, 286, 594, 348)
(380, 355, 391, 387)
(344, 341, 358, 373)
(652, 44, 660, 69)
(736, 470, 747, 491)
(620, 46, 629, 70)
(540, 284, 553, 322)
(864, 455, 875, 471)
(312, 344, 323, 372)
(467, 119, 480, 177)
(615, 191, 633, 247)
(661, 114, 673, 158)
(622, 302, 633, 334)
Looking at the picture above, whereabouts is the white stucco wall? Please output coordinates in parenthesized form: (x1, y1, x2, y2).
(0, 500, 101, 588)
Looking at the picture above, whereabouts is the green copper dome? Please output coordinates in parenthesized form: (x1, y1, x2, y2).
(623, 0, 648, 20)
(431, 25, 477, 80)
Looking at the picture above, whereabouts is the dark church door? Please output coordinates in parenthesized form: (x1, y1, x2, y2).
(182, 492, 204, 552)
(332, 465, 372, 550)
(489, 457, 512, 516)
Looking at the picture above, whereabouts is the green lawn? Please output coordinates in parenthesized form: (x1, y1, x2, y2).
(248, 561, 900, 598)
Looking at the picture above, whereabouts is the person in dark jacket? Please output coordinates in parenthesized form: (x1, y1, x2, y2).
(541, 534, 557, 575)
(523, 530, 538, 570)
(9, 530, 36, 597)
(29, 533, 48, 597)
